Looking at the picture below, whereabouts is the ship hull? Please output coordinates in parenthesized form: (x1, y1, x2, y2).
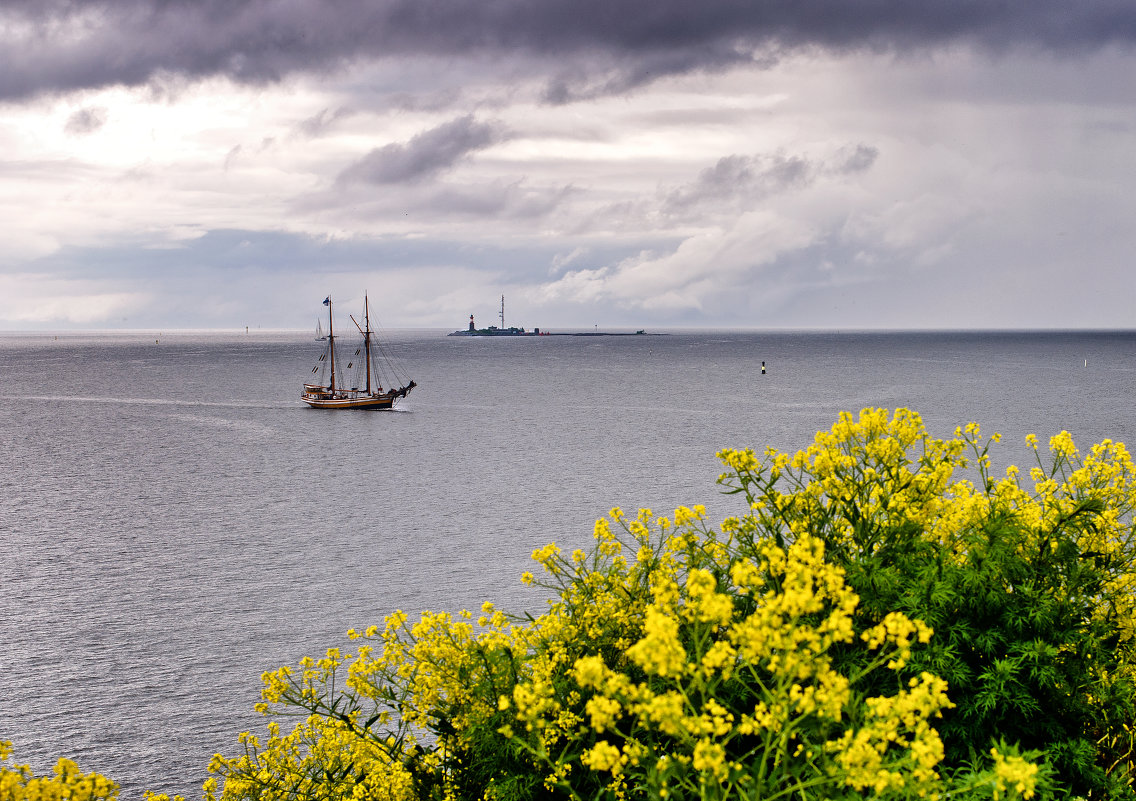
(301, 391, 397, 410)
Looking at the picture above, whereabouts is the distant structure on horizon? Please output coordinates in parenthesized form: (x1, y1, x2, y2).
(449, 296, 541, 337)
(446, 295, 657, 338)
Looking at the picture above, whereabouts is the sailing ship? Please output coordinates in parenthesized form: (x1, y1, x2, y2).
(302, 295, 416, 410)
(315, 319, 326, 340)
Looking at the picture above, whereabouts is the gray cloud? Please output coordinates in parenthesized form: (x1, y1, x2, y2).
(63, 106, 108, 134)
(831, 144, 879, 175)
(298, 176, 576, 226)
(338, 115, 507, 185)
(223, 144, 241, 171)
(660, 145, 877, 219)
(295, 106, 354, 138)
(663, 154, 811, 216)
(427, 181, 577, 219)
(3, 1, 1136, 101)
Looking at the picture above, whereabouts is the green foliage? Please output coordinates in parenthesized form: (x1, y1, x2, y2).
(854, 506, 1133, 796)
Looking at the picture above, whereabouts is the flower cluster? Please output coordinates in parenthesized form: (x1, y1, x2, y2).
(505, 508, 957, 801)
(719, 408, 1136, 799)
(0, 742, 118, 801)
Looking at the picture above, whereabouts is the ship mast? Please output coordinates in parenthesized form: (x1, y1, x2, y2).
(364, 294, 373, 395)
(327, 297, 337, 393)
(350, 295, 376, 395)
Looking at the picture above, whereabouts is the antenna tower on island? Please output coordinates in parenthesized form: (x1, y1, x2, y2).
(500, 295, 506, 329)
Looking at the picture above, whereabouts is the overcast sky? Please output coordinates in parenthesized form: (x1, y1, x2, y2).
(3, 0, 1136, 330)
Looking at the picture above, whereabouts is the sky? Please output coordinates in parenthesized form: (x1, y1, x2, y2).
(3, 1, 1136, 331)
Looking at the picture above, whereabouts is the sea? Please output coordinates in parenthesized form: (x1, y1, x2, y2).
(1, 328, 1134, 798)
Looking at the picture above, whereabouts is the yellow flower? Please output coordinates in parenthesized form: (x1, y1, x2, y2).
(627, 604, 687, 677)
(0, 748, 119, 801)
(692, 738, 728, 781)
(685, 568, 734, 627)
(573, 655, 608, 688)
(1049, 430, 1078, 459)
(582, 741, 623, 774)
(585, 695, 622, 731)
(991, 747, 1039, 799)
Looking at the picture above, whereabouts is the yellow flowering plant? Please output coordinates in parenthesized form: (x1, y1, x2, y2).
(718, 408, 1136, 799)
(205, 607, 538, 801)
(506, 514, 954, 800)
(0, 741, 119, 801)
(502, 499, 1056, 800)
(190, 407, 1136, 800)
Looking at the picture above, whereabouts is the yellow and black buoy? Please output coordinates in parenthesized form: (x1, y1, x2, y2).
(761, 361, 766, 375)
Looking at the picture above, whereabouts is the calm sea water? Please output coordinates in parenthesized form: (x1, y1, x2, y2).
(1, 328, 1134, 798)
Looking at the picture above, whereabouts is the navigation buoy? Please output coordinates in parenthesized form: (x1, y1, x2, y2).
(761, 361, 766, 375)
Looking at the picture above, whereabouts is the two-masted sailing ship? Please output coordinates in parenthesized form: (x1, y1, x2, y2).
(302, 295, 416, 410)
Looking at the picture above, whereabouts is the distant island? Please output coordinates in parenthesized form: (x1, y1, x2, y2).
(447, 299, 659, 337)
(447, 317, 654, 338)
(448, 315, 542, 336)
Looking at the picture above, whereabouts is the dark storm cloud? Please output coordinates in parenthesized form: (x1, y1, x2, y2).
(3, 0, 1136, 101)
(337, 115, 507, 184)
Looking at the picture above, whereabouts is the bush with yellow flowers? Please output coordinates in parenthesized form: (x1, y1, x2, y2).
(504, 508, 965, 801)
(199, 409, 1132, 800)
(1, 741, 119, 801)
(171, 409, 1136, 799)
(716, 408, 1136, 799)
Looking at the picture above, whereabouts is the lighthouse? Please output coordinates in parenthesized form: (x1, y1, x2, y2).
(469, 315, 475, 332)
